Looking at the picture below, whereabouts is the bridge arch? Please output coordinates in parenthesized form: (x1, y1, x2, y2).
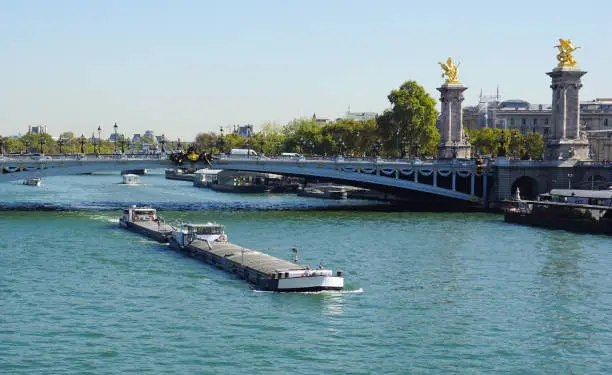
(511, 176, 538, 200)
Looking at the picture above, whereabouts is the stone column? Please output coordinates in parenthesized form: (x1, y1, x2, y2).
(437, 83, 471, 159)
(545, 67, 589, 160)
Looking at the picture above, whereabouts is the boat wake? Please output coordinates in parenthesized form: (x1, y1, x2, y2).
(253, 287, 363, 294)
(0, 200, 384, 212)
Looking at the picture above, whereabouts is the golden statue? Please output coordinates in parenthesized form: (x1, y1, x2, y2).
(439, 57, 460, 84)
(555, 38, 580, 68)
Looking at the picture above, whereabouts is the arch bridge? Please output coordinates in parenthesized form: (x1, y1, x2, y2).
(0, 154, 492, 207)
(212, 156, 490, 207)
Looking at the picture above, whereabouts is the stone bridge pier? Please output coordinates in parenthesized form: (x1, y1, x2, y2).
(491, 160, 612, 204)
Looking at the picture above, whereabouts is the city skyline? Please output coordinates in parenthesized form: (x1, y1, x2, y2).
(1, 0, 611, 139)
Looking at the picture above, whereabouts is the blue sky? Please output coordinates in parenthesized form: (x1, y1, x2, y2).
(1, 0, 610, 140)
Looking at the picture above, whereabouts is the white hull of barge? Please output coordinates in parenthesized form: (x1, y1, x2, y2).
(275, 275, 344, 292)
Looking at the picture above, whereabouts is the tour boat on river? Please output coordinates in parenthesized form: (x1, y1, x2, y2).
(23, 177, 42, 187)
(121, 174, 141, 185)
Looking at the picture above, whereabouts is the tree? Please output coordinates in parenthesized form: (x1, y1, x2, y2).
(523, 132, 544, 160)
(467, 127, 503, 156)
(376, 81, 439, 157)
(282, 118, 323, 154)
(260, 122, 285, 155)
(195, 132, 218, 153)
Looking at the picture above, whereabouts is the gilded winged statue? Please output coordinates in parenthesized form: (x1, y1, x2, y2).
(555, 38, 580, 68)
(439, 57, 460, 84)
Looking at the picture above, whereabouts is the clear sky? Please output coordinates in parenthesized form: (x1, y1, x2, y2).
(1, 0, 610, 140)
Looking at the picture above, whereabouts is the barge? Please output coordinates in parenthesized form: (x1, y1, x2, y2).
(119, 207, 345, 292)
(504, 188, 612, 235)
(119, 206, 174, 242)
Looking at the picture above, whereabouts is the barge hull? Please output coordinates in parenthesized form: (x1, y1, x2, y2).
(171, 240, 343, 292)
(504, 213, 612, 235)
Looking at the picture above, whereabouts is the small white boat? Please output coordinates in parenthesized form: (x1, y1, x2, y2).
(23, 177, 42, 186)
(122, 174, 141, 185)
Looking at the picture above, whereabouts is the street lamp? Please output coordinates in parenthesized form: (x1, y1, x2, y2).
(97, 126, 102, 154)
(57, 137, 64, 154)
(79, 134, 86, 154)
(160, 134, 166, 153)
(568, 173, 573, 190)
(177, 138, 182, 151)
(247, 124, 253, 158)
(372, 139, 382, 157)
(24, 140, 31, 154)
(498, 132, 506, 157)
(39, 134, 46, 154)
(113, 122, 118, 153)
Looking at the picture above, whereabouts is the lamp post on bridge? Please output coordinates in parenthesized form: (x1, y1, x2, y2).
(160, 134, 166, 153)
(57, 137, 65, 154)
(79, 134, 86, 154)
(217, 126, 226, 154)
(113, 122, 118, 153)
(372, 139, 382, 157)
(97, 126, 102, 154)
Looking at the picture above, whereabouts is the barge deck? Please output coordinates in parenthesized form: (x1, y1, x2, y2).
(119, 206, 344, 291)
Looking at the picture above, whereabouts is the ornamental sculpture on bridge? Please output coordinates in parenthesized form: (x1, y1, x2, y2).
(554, 38, 580, 68)
(438, 57, 460, 84)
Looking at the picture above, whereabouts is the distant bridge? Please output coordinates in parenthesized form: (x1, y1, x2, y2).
(0, 155, 171, 182)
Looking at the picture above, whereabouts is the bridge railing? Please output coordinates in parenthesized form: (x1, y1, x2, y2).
(0, 153, 169, 162)
(216, 154, 483, 168)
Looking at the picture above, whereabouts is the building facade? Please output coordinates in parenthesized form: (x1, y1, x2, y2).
(463, 97, 612, 160)
(28, 125, 47, 135)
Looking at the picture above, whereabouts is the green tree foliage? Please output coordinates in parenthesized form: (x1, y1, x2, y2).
(522, 132, 544, 160)
(376, 80, 439, 157)
(195, 132, 219, 153)
(320, 119, 378, 156)
(467, 128, 544, 160)
(282, 118, 323, 154)
(259, 123, 285, 155)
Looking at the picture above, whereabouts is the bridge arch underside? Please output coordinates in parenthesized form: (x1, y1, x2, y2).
(214, 163, 488, 210)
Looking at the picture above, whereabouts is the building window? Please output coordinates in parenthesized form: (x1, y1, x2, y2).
(521, 118, 526, 126)
(520, 125, 527, 134)
(544, 127, 550, 135)
(510, 118, 515, 126)
(545, 118, 549, 125)
(605, 118, 609, 127)
(533, 118, 538, 125)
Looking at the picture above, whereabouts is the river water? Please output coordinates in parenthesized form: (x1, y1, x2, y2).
(1, 172, 611, 374)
